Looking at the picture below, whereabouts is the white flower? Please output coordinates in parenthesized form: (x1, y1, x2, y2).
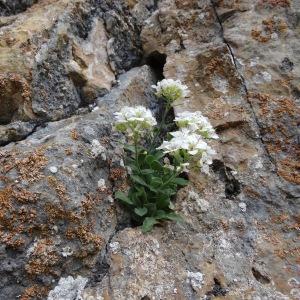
(177, 162, 190, 172)
(157, 130, 207, 155)
(198, 145, 216, 174)
(114, 106, 157, 137)
(152, 79, 189, 102)
(157, 129, 216, 175)
(175, 111, 218, 139)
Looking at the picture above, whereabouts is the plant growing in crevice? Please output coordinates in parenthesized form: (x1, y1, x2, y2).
(114, 79, 218, 232)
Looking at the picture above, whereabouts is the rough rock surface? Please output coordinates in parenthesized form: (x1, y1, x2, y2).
(0, 0, 299, 299)
(0, 65, 155, 299)
(0, 0, 147, 125)
(0, 0, 38, 16)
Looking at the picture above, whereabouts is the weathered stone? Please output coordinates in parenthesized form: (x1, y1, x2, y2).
(0, 0, 37, 16)
(0, 0, 146, 125)
(0, 121, 36, 146)
(85, 1, 299, 299)
(97, 65, 158, 112)
(213, 0, 300, 191)
(1, 0, 299, 299)
(0, 64, 156, 299)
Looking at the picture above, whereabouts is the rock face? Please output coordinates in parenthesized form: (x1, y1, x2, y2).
(0, 65, 156, 299)
(0, 0, 37, 16)
(0, 0, 299, 299)
(0, 0, 145, 125)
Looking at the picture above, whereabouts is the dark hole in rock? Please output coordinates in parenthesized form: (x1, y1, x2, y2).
(252, 267, 270, 284)
(279, 57, 294, 73)
(206, 278, 228, 299)
(141, 296, 151, 300)
(212, 160, 241, 199)
(89, 259, 110, 285)
(145, 51, 166, 80)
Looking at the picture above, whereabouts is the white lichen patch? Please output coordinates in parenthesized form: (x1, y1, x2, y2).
(91, 139, 106, 160)
(61, 246, 73, 258)
(187, 271, 204, 290)
(49, 166, 58, 174)
(47, 276, 88, 300)
(97, 178, 106, 190)
(109, 241, 120, 254)
(239, 202, 247, 212)
(188, 190, 209, 212)
(253, 71, 272, 84)
(26, 240, 38, 258)
(211, 76, 229, 94)
(106, 195, 114, 203)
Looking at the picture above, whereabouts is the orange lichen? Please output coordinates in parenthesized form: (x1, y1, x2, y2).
(109, 167, 126, 181)
(258, 0, 290, 8)
(66, 225, 104, 250)
(249, 92, 299, 184)
(278, 160, 300, 185)
(25, 239, 60, 276)
(70, 128, 79, 140)
(20, 285, 49, 300)
(48, 176, 70, 202)
(16, 147, 48, 183)
(243, 186, 261, 199)
(251, 17, 288, 43)
(0, 186, 39, 249)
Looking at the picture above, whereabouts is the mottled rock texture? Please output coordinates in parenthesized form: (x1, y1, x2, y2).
(0, 0, 37, 16)
(0, 0, 299, 299)
(0, 0, 147, 125)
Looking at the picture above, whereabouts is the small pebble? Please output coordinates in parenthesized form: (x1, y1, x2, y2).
(239, 202, 247, 212)
(49, 166, 58, 173)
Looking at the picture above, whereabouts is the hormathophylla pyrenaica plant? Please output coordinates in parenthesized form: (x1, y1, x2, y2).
(114, 79, 218, 232)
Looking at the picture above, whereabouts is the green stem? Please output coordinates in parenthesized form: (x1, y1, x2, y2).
(150, 101, 172, 150)
(134, 135, 141, 172)
(160, 170, 180, 189)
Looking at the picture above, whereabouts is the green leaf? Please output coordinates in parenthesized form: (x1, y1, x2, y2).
(140, 169, 154, 175)
(172, 177, 189, 186)
(164, 212, 183, 222)
(150, 176, 163, 188)
(124, 145, 136, 153)
(151, 160, 163, 171)
(134, 207, 148, 217)
(157, 196, 170, 209)
(142, 217, 159, 233)
(144, 203, 157, 215)
(169, 201, 175, 209)
(145, 155, 155, 165)
(115, 191, 133, 205)
(161, 188, 176, 196)
(130, 175, 148, 187)
(153, 151, 165, 161)
(156, 210, 167, 219)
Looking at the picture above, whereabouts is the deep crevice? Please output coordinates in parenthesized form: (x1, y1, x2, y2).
(212, 160, 241, 199)
(210, 0, 278, 171)
(205, 278, 228, 299)
(145, 51, 167, 81)
(252, 267, 271, 284)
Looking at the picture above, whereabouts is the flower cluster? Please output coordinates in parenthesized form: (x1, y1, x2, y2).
(114, 106, 157, 139)
(174, 111, 218, 140)
(157, 128, 216, 174)
(158, 130, 207, 155)
(113, 78, 218, 232)
(152, 79, 189, 103)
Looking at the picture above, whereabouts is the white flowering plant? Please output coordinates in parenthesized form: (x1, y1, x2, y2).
(114, 79, 217, 232)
